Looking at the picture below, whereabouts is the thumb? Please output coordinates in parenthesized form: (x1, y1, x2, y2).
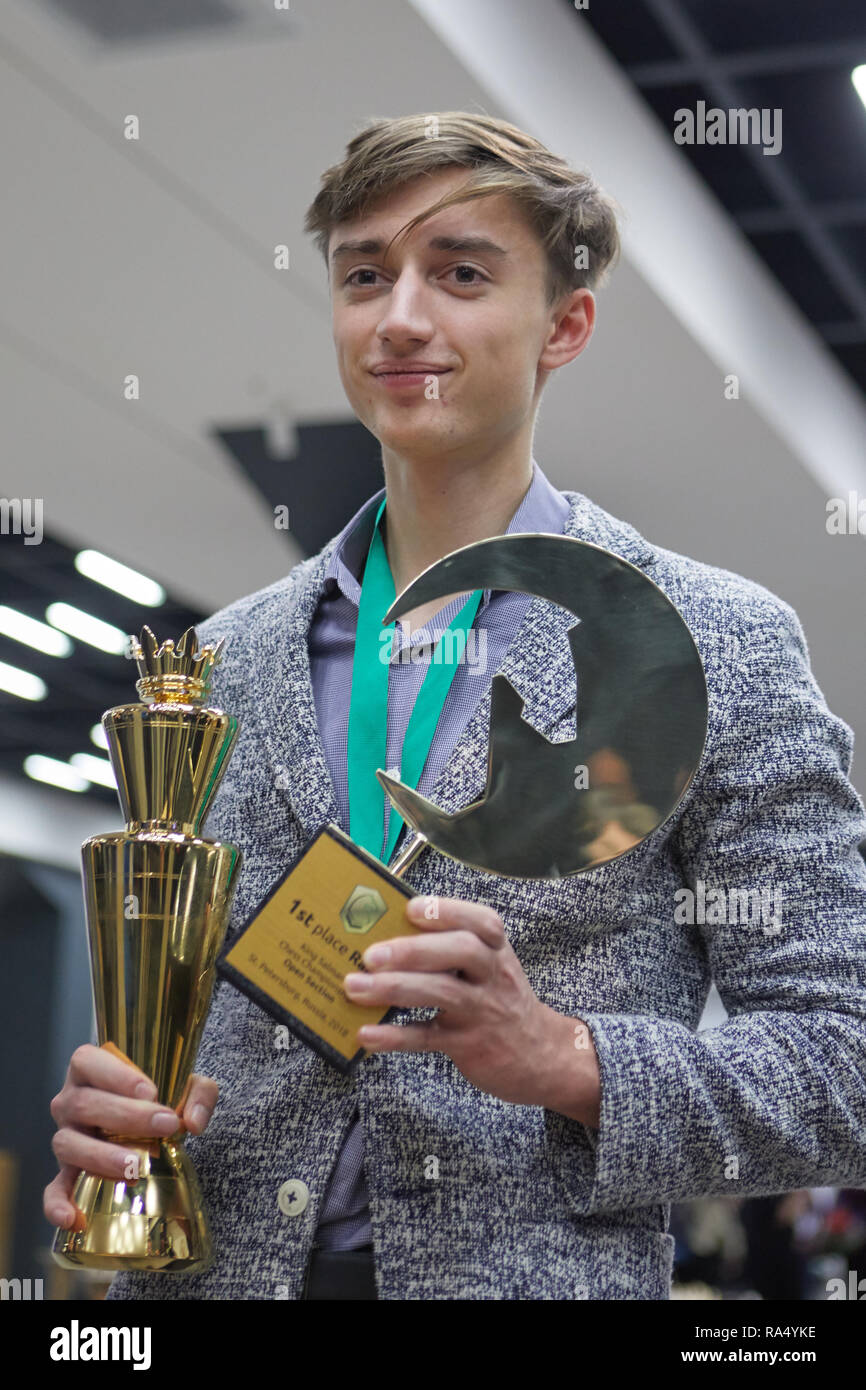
(180, 1073, 219, 1135)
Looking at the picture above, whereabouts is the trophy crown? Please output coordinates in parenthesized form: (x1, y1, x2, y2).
(130, 625, 225, 704)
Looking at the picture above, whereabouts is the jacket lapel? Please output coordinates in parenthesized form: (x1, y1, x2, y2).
(256, 545, 344, 840)
(254, 490, 657, 842)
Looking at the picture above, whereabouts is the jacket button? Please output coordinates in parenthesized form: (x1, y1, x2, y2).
(277, 1179, 309, 1217)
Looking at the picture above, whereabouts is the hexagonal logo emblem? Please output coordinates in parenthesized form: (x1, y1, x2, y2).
(340, 884, 387, 934)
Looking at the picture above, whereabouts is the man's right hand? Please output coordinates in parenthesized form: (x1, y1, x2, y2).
(44, 1044, 218, 1230)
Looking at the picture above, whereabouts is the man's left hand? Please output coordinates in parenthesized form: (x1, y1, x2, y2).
(344, 895, 600, 1126)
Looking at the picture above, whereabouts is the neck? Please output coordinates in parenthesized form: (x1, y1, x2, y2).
(380, 445, 534, 596)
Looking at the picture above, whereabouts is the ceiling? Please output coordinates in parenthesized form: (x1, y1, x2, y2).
(1, 0, 864, 852)
(574, 0, 866, 400)
(0, 528, 200, 806)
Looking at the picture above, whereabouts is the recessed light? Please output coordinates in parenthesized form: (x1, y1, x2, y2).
(0, 606, 72, 656)
(46, 603, 130, 656)
(24, 754, 88, 792)
(74, 550, 166, 607)
(0, 660, 47, 701)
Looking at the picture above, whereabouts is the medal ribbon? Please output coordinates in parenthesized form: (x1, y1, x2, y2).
(347, 497, 483, 864)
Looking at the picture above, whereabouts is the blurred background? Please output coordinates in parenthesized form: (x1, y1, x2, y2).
(1, 0, 864, 1299)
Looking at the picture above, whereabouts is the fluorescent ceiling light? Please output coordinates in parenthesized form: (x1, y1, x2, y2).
(70, 752, 117, 788)
(46, 602, 130, 655)
(0, 660, 47, 701)
(90, 722, 109, 751)
(853, 65, 866, 109)
(74, 549, 166, 607)
(0, 606, 72, 656)
(24, 754, 89, 792)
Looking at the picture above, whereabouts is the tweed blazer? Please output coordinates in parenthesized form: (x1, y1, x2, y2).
(106, 487, 866, 1301)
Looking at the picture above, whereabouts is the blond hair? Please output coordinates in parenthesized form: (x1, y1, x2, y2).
(304, 111, 622, 304)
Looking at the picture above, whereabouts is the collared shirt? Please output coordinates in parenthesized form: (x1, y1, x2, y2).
(307, 458, 571, 1248)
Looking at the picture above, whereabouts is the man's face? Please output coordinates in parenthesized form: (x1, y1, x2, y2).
(327, 168, 588, 465)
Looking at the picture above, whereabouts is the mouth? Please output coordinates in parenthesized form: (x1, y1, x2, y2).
(371, 369, 453, 389)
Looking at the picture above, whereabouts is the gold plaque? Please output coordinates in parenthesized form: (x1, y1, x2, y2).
(219, 826, 424, 1072)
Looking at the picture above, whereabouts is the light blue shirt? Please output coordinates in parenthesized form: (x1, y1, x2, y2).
(307, 459, 570, 1247)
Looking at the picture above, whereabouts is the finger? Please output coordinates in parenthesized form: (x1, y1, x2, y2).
(405, 896, 506, 948)
(362, 928, 495, 983)
(57, 1085, 181, 1138)
(344, 969, 469, 1012)
(357, 1022, 439, 1053)
(67, 1043, 158, 1101)
(51, 1127, 148, 1184)
(181, 1075, 219, 1135)
(43, 1166, 82, 1228)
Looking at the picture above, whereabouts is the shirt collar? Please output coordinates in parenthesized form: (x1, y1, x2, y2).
(322, 457, 571, 610)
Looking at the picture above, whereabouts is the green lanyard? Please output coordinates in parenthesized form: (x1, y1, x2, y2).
(347, 497, 483, 865)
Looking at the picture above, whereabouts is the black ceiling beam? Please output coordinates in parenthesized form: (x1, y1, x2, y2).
(629, 38, 866, 87)
(735, 198, 866, 233)
(816, 322, 866, 346)
(640, 0, 866, 325)
(213, 420, 383, 558)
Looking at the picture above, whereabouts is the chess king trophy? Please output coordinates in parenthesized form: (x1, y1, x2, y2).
(219, 533, 709, 1074)
(52, 626, 242, 1274)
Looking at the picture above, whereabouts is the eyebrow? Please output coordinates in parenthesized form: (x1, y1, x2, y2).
(329, 234, 509, 266)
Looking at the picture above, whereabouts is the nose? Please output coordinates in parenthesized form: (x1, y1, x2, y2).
(375, 266, 434, 344)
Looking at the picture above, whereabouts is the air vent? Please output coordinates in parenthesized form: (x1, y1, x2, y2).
(37, 0, 242, 44)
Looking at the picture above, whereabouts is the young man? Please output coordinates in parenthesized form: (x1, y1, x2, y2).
(46, 112, 866, 1301)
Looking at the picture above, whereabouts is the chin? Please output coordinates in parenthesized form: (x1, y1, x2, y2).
(373, 419, 453, 453)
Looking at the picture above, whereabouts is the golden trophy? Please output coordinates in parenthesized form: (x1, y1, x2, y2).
(52, 626, 242, 1273)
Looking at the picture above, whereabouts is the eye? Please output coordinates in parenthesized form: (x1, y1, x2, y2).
(344, 268, 382, 287)
(343, 263, 488, 288)
(447, 264, 487, 285)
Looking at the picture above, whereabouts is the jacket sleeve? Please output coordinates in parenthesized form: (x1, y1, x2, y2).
(550, 591, 866, 1213)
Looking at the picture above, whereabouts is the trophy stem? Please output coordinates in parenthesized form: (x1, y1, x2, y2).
(389, 830, 428, 878)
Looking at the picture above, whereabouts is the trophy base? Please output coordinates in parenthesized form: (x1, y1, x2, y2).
(51, 1140, 213, 1275)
